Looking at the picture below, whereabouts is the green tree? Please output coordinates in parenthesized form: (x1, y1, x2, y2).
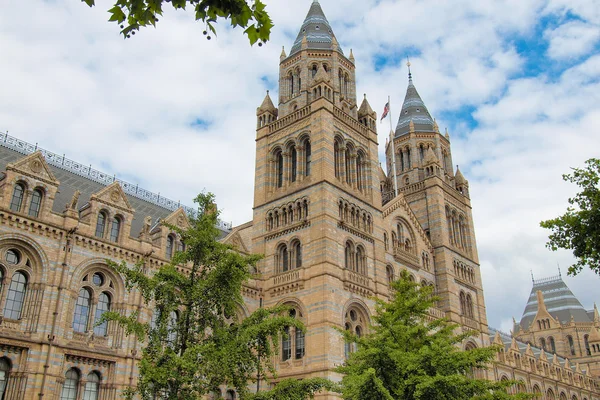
(81, 0, 273, 45)
(540, 158, 600, 276)
(103, 192, 329, 399)
(336, 270, 532, 400)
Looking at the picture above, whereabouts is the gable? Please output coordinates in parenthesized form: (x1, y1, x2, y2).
(163, 207, 191, 230)
(90, 181, 134, 214)
(6, 151, 59, 186)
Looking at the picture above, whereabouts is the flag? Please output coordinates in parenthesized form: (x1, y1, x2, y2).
(380, 102, 389, 122)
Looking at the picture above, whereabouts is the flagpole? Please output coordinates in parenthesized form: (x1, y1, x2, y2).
(388, 95, 399, 197)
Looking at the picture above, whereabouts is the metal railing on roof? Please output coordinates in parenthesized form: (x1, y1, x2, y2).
(532, 275, 562, 286)
(0, 132, 232, 231)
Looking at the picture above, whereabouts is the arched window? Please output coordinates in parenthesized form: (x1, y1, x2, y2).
(540, 337, 546, 351)
(344, 241, 354, 270)
(386, 265, 394, 283)
(546, 388, 556, 400)
(83, 372, 100, 400)
(383, 232, 388, 250)
(166, 235, 174, 260)
(466, 294, 473, 318)
(356, 153, 364, 191)
(4, 272, 27, 319)
(60, 368, 80, 400)
(567, 335, 576, 356)
(226, 390, 236, 400)
(290, 145, 297, 182)
(28, 189, 43, 217)
(459, 291, 466, 316)
(355, 246, 365, 274)
(548, 336, 556, 353)
(292, 241, 302, 269)
(109, 216, 121, 242)
(94, 292, 111, 336)
(345, 147, 352, 185)
(311, 64, 317, 78)
(584, 334, 591, 355)
(73, 288, 91, 333)
(305, 140, 312, 176)
(277, 244, 289, 273)
(0, 358, 10, 399)
(95, 211, 107, 238)
(559, 393, 567, 400)
(334, 141, 340, 178)
(167, 310, 178, 345)
(277, 151, 284, 188)
(281, 307, 305, 361)
(9, 183, 25, 212)
(344, 306, 367, 358)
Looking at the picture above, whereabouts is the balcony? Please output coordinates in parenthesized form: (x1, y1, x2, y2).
(461, 315, 480, 330)
(268, 268, 305, 296)
(393, 245, 420, 267)
(343, 270, 373, 297)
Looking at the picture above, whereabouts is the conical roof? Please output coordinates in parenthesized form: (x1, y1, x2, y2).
(289, 0, 343, 56)
(455, 166, 466, 185)
(519, 275, 591, 331)
(358, 94, 374, 117)
(257, 91, 277, 115)
(395, 72, 435, 137)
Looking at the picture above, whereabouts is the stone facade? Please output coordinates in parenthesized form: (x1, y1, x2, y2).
(0, 1, 596, 399)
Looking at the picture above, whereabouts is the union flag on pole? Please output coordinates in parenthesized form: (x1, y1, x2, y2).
(380, 102, 389, 122)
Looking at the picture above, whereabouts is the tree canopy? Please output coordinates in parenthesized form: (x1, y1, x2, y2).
(336, 270, 532, 400)
(540, 158, 600, 276)
(81, 0, 273, 45)
(103, 192, 329, 399)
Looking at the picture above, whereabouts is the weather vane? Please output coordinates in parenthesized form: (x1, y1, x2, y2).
(406, 56, 412, 78)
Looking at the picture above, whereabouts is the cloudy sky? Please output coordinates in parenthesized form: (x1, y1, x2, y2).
(1, 0, 599, 332)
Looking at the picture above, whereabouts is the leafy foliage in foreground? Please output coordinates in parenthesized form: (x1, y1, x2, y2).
(81, 0, 273, 45)
(103, 192, 329, 399)
(336, 270, 533, 400)
(541, 158, 600, 276)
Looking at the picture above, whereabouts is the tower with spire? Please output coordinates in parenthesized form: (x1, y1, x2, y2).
(383, 64, 488, 338)
(249, 0, 386, 389)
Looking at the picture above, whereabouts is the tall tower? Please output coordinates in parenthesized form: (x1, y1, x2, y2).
(250, 0, 385, 393)
(385, 67, 489, 341)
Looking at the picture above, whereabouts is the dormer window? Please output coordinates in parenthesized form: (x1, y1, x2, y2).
(95, 211, 107, 238)
(9, 183, 25, 212)
(166, 235, 175, 260)
(315, 25, 320, 30)
(109, 216, 121, 242)
(28, 189, 43, 218)
(416, 108, 420, 112)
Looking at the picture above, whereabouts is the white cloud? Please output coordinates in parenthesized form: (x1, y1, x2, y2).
(545, 20, 600, 60)
(0, 0, 599, 332)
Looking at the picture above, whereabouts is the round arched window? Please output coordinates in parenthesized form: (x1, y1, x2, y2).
(5, 249, 20, 265)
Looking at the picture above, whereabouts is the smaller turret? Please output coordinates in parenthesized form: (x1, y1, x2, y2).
(358, 94, 376, 131)
(280, 46, 287, 60)
(349, 49, 355, 64)
(455, 166, 469, 197)
(256, 90, 278, 129)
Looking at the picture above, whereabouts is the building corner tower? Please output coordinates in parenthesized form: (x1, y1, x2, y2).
(384, 69, 489, 344)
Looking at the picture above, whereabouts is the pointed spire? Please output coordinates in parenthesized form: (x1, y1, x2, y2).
(349, 49, 355, 63)
(493, 331, 504, 346)
(395, 63, 435, 137)
(433, 118, 439, 133)
(409, 119, 415, 133)
(525, 343, 534, 356)
(257, 90, 277, 115)
(510, 337, 519, 351)
(280, 46, 287, 60)
(424, 147, 439, 165)
(358, 94, 374, 117)
(594, 303, 599, 324)
(575, 362, 582, 373)
(445, 127, 450, 140)
(455, 166, 466, 185)
(552, 353, 560, 366)
(290, 0, 342, 55)
(312, 64, 330, 84)
(589, 325, 600, 342)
